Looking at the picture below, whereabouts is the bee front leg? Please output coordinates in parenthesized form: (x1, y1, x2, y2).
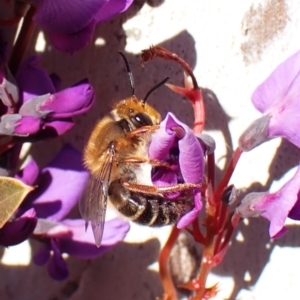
(127, 125, 160, 137)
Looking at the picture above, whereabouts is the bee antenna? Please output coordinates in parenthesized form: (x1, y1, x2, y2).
(142, 77, 169, 104)
(119, 51, 135, 96)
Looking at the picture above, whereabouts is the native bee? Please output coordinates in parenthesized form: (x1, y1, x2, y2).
(80, 53, 201, 247)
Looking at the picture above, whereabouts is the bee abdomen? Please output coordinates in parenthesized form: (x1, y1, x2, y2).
(108, 179, 186, 226)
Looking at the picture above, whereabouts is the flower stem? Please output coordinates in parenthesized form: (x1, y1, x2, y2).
(215, 147, 243, 197)
(8, 5, 36, 75)
(141, 46, 199, 89)
(159, 226, 181, 300)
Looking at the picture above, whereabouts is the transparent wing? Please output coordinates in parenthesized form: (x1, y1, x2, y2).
(79, 147, 115, 247)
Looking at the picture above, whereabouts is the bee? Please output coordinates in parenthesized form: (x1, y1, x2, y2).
(80, 52, 201, 247)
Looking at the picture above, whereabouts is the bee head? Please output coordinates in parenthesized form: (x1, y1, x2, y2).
(114, 97, 161, 128)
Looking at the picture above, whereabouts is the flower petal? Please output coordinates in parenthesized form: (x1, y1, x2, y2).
(177, 191, 202, 229)
(40, 79, 95, 118)
(16, 56, 55, 103)
(252, 50, 300, 113)
(15, 159, 39, 186)
(151, 113, 204, 184)
(21, 144, 89, 221)
(47, 19, 96, 53)
(33, 245, 50, 266)
(95, 0, 134, 23)
(47, 239, 69, 281)
(268, 99, 300, 147)
(13, 116, 42, 135)
(40, 119, 74, 137)
(250, 50, 300, 148)
(57, 218, 130, 258)
(148, 114, 176, 160)
(0, 208, 37, 246)
(34, 0, 108, 33)
(237, 166, 300, 237)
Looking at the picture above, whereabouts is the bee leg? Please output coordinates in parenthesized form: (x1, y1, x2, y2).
(122, 156, 170, 168)
(127, 125, 160, 137)
(122, 181, 202, 195)
(108, 179, 148, 219)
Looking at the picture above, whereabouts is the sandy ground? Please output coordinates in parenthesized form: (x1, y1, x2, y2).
(1, 0, 300, 299)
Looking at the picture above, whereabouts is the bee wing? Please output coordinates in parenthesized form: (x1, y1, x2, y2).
(79, 147, 115, 247)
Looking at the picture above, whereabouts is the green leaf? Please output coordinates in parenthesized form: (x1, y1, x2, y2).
(0, 177, 33, 228)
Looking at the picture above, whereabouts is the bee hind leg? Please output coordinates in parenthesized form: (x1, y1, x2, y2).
(122, 156, 170, 168)
(121, 181, 202, 195)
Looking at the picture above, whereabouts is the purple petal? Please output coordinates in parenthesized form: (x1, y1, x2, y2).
(150, 113, 204, 184)
(0, 208, 37, 246)
(177, 126, 204, 184)
(148, 117, 176, 160)
(0, 114, 41, 136)
(48, 19, 96, 53)
(22, 144, 89, 221)
(15, 159, 39, 186)
(33, 245, 50, 265)
(251, 50, 300, 148)
(13, 116, 42, 135)
(40, 119, 74, 138)
(39, 79, 95, 118)
(34, 0, 108, 33)
(177, 191, 202, 229)
(58, 218, 130, 258)
(252, 50, 300, 113)
(238, 166, 300, 237)
(288, 193, 300, 220)
(16, 56, 55, 103)
(47, 239, 69, 281)
(268, 99, 300, 147)
(95, 0, 134, 23)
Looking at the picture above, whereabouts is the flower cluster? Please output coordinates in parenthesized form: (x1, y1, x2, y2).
(0, 55, 94, 139)
(238, 50, 300, 238)
(0, 145, 129, 280)
(32, 0, 133, 52)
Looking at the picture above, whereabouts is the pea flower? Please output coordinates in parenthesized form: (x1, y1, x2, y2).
(0, 55, 95, 138)
(149, 113, 205, 229)
(0, 208, 37, 247)
(239, 50, 300, 151)
(32, 0, 134, 53)
(17, 144, 129, 280)
(237, 166, 300, 238)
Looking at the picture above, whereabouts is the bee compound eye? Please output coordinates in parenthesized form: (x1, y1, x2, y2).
(131, 113, 153, 127)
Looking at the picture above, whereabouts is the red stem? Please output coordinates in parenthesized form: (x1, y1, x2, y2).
(215, 147, 243, 197)
(159, 227, 181, 300)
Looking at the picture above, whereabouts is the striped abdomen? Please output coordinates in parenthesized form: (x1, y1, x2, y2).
(108, 179, 186, 226)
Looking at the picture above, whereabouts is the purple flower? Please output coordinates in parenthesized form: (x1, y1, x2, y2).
(33, 218, 129, 280)
(239, 50, 300, 151)
(0, 55, 95, 138)
(17, 144, 129, 280)
(0, 208, 37, 247)
(236, 166, 300, 238)
(149, 113, 205, 228)
(33, 0, 134, 53)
